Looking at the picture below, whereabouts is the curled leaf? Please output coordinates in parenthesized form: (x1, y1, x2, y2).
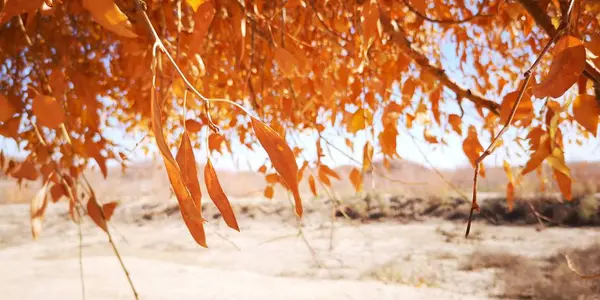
(251, 117, 303, 216)
(31, 179, 51, 240)
(204, 159, 239, 231)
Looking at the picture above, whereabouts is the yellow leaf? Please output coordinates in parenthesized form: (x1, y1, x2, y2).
(503, 160, 515, 211)
(251, 117, 303, 216)
(533, 35, 586, 98)
(572, 94, 599, 136)
(185, 0, 206, 12)
(448, 114, 462, 135)
(362, 142, 374, 172)
(176, 131, 207, 247)
(0, 94, 17, 122)
(349, 168, 363, 192)
(205, 159, 239, 231)
(308, 175, 317, 196)
(348, 108, 373, 133)
(264, 185, 274, 199)
(82, 0, 137, 38)
(546, 147, 570, 178)
(30, 179, 50, 240)
(32, 95, 65, 129)
(462, 126, 485, 177)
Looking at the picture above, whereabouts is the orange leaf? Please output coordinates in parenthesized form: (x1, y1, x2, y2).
(184, 119, 203, 133)
(0, 94, 17, 122)
(258, 165, 267, 173)
(264, 185, 274, 199)
(10, 160, 39, 181)
(50, 183, 66, 203)
(274, 47, 298, 77)
(349, 168, 363, 192)
(521, 135, 551, 175)
(251, 117, 303, 216)
(572, 94, 599, 136)
(82, 0, 137, 38)
(423, 129, 438, 144)
(308, 175, 317, 196)
(32, 95, 65, 129)
(265, 173, 279, 184)
(204, 159, 239, 231)
(554, 168, 572, 201)
(362, 0, 380, 45)
(448, 114, 462, 135)
(102, 202, 118, 220)
(379, 125, 398, 157)
(30, 179, 50, 240)
(0, 0, 44, 25)
(87, 195, 108, 232)
(175, 131, 207, 246)
(408, 0, 427, 13)
(462, 126, 485, 177)
(208, 133, 226, 153)
(533, 35, 586, 98)
(499, 89, 533, 125)
(150, 80, 203, 229)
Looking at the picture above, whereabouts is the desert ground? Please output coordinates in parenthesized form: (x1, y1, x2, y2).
(1, 161, 600, 300)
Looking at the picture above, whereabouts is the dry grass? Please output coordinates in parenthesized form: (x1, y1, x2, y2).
(461, 245, 600, 300)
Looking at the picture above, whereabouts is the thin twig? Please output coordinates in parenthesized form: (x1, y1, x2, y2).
(81, 176, 139, 300)
(76, 205, 86, 300)
(466, 0, 574, 237)
(402, 0, 493, 24)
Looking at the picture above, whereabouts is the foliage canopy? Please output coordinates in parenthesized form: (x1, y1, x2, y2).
(1, 0, 600, 245)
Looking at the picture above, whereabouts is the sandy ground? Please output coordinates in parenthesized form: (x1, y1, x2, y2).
(1, 196, 599, 300)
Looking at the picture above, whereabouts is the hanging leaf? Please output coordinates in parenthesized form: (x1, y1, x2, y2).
(533, 35, 586, 98)
(32, 95, 65, 129)
(251, 117, 303, 216)
(521, 135, 551, 175)
(308, 174, 317, 196)
(0, 95, 17, 122)
(82, 0, 137, 38)
(503, 161, 515, 211)
(0, 0, 44, 25)
(87, 195, 108, 232)
(499, 89, 533, 125)
(462, 125, 485, 177)
(184, 119, 203, 133)
(50, 183, 67, 203)
(10, 160, 39, 181)
(204, 159, 239, 231)
(349, 168, 363, 192)
(423, 129, 438, 144)
(274, 47, 298, 77)
(362, 142, 374, 172)
(572, 94, 599, 136)
(379, 125, 398, 157)
(448, 114, 462, 135)
(30, 179, 51, 240)
(176, 131, 207, 246)
(348, 108, 373, 133)
(264, 185, 274, 199)
(553, 169, 572, 201)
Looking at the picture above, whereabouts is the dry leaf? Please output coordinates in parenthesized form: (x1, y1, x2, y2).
(349, 168, 363, 192)
(204, 159, 239, 231)
(0, 94, 17, 122)
(30, 179, 50, 240)
(572, 94, 599, 136)
(362, 142, 374, 172)
(82, 0, 137, 38)
(264, 185, 274, 199)
(32, 95, 65, 129)
(251, 117, 303, 216)
(462, 125, 485, 177)
(533, 35, 586, 98)
(448, 114, 462, 135)
(308, 174, 317, 196)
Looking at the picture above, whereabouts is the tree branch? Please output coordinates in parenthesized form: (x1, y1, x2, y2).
(379, 12, 500, 115)
(518, 0, 600, 85)
(402, 0, 493, 25)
